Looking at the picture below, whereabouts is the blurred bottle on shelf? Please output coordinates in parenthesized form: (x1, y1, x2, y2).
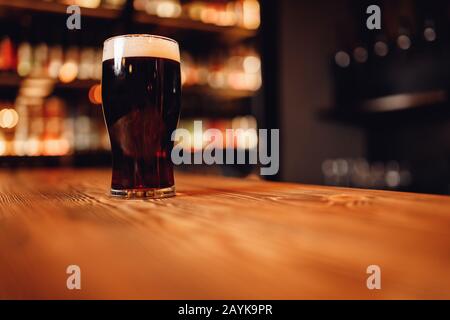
(143, 0, 182, 18)
(78, 48, 96, 80)
(58, 46, 79, 83)
(177, 116, 258, 152)
(2, 38, 104, 82)
(0, 37, 16, 73)
(2, 37, 260, 93)
(133, 0, 260, 29)
(102, 0, 127, 9)
(0, 104, 20, 156)
(0, 95, 110, 157)
(181, 47, 262, 91)
(17, 42, 33, 77)
(240, 0, 260, 30)
(42, 97, 70, 156)
(48, 46, 64, 79)
(47, 0, 260, 29)
(32, 43, 49, 77)
(59, 0, 102, 9)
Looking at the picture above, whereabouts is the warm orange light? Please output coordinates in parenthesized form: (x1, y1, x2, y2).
(94, 84, 102, 104)
(217, 11, 237, 26)
(0, 109, 19, 129)
(201, 7, 219, 24)
(0, 138, 6, 155)
(188, 4, 202, 20)
(243, 55, 261, 74)
(63, 0, 101, 8)
(242, 0, 260, 29)
(24, 138, 41, 156)
(89, 84, 102, 105)
(59, 62, 79, 83)
(156, 1, 181, 18)
(227, 72, 246, 90)
(43, 138, 70, 156)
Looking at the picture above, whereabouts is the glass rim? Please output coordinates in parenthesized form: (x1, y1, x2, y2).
(103, 34, 179, 46)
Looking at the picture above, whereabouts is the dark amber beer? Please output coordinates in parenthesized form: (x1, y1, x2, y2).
(102, 35, 181, 198)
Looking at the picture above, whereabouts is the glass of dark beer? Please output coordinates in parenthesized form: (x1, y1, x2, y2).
(101, 34, 181, 199)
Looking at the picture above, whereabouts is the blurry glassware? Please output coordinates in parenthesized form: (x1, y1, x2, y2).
(32, 43, 49, 77)
(103, 0, 126, 9)
(17, 42, 33, 77)
(78, 48, 96, 80)
(48, 46, 64, 79)
(0, 108, 19, 129)
(145, 0, 182, 18)
(0, 37, 15, 72)
(59, 47, 79, 83)
(61, 0, 101, 8)
(241, 0, 260, 29)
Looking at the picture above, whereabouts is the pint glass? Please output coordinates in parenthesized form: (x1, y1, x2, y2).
(101, 35, 181, 199)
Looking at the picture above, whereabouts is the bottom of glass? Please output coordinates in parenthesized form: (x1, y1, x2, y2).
(110, 186, 175, 199)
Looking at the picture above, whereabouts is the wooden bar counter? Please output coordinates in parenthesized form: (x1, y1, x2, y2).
(0, 169, 449, 299)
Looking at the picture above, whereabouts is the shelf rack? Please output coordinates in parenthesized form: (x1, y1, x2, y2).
(0, 74, 256, 99)
(0, 0, 263, 168)
(0, 0, 257, 41)
(0, 0, 260, 100)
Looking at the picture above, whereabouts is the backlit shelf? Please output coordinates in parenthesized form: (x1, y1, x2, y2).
(0, 0, 257, 40)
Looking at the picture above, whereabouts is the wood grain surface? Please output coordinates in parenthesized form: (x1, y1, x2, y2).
(0, 169, 449, 299)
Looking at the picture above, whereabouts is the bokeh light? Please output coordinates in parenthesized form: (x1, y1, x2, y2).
(89, 84, 102, 105)
(424, 27, 437, 42)
(335, 51, 351, 68)
(374, 41, 389, 57)
(0, 109, 19, 129)
(397, 35, 411, 50)
(58, 62, 79, 83)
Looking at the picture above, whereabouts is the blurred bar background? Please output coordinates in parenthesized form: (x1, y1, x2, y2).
(0, 0, 449, 195)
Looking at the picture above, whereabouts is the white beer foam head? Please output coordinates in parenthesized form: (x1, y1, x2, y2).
(103, 34, 180, 63)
